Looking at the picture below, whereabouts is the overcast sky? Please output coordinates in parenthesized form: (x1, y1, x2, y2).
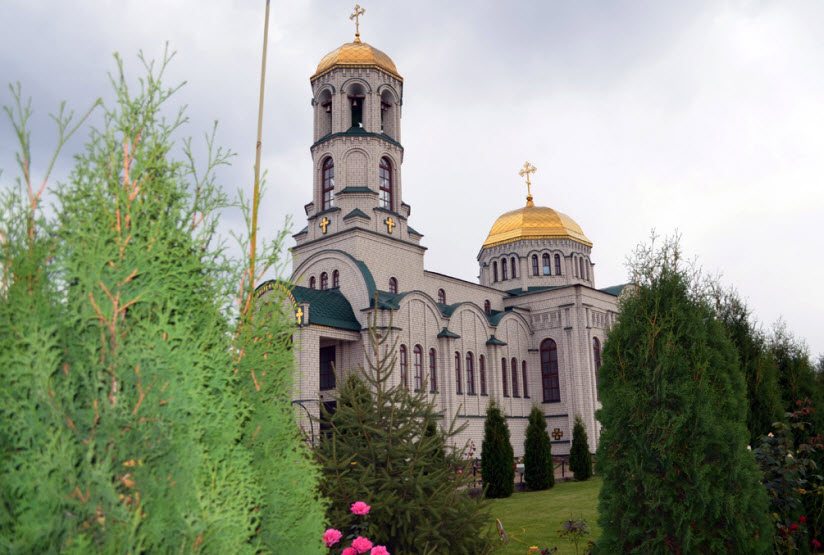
(2, 1, 822, 359)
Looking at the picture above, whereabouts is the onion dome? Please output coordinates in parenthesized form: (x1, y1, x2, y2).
(311, 40, 402, 82)
(482, 198, 592, 249)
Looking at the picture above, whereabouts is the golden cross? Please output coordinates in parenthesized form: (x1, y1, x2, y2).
(551, 427, 563, 440)
(519, 161, 537, 200)
(350, 4, 365, 42)
(319, 217, 330, 234)
(384, 216, 395, 233)
(295, 306, 304, 325)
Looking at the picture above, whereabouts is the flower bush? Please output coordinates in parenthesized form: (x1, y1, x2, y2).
(324, 500, 388, 555)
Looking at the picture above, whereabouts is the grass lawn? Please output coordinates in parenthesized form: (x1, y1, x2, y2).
(487, 477, 602, 555)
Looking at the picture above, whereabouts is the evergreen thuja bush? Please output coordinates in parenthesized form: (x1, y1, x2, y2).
(569, 415, 592, 481)
(0, 51, 325, 553)
(594, 236, 771, 554)
(314, 309, 492, 555)
(482, 399, 514, 499)
(524, 405, 554, 490)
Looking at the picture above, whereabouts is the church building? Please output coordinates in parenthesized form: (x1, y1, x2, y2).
(256, 14, 627, 456)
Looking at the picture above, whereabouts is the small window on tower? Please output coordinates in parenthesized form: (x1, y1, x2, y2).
(320, 272, 328, 290)
(493, 262, 498, 282)
(484, 300, 491, 315)
(321, 157, 335, 211)
(389, 277, 398, 294)
(309, 276, 316, 290)
(543, 253, 551, 276)
(437, 289, 446, 304)
(349, 95, 364, 129)
(379, 157, 393, 210)
(555, 254, 562, 275)
(511, 256, 517, 279)
(502, 258, 508, 281)
(532, 255, 539, 276)
(332, 270, 340, 288)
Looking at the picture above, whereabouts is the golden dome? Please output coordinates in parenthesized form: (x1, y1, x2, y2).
(311, 40, 402, 82)
(482, 199, 592, 249)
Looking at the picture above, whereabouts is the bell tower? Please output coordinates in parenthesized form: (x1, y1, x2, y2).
(292, 6, 424, 264)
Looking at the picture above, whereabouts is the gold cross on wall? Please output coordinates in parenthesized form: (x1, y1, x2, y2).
(295, 306, 304, 325)
(551, 427, 563, 441)
(319, 217, 330, 234)
(350, 4, 365, 42)
(384, 216, 395, 233)
(519, 161, 537, 200)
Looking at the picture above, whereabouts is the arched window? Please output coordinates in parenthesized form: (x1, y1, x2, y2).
(379, 157, 393, 210)
(389, 277, 398, 294)
(320, 272, 328, 290)
(484, 300, 491, 315)
(502, 357, 509, 396)
(321, 157, 334, 210)
(511, 256, 517, 279)
(455, 352, 462, 394)
(580, 258, 585, 280)
(532, 255, 539, 276)
(437, 289, 446, 304)
(522, 360, 529, 398)
(466, 352, 475, 395)
(479, 355, 487, 395)
(429, 348, 438, 393)
(493, 262, 498, 282)
(332, 269, 340, 288)
(555, 254, 561, 275)
(542, 253, 551, 275)
(511, 357, 519, 397)
(502, 258, 508, 281)
(399, 345, 408, 389)
(399, 345, 409, 389)
(541, 339, 560, 402)
(593, 337, 601, 400)
(414, 345, 423, 391)
(573, 257, 579, 278)
(309, 276, 316, 289)
(585, 259, 590, 281)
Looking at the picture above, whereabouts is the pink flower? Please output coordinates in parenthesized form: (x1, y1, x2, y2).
(370, 546, 390, 555)
(350, 501, 371, 515)
(351, 536, 373, 554)
(323, 528, 342, 547)
(342, 548, 357, 555)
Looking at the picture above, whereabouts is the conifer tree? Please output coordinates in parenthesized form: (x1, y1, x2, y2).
(594, 236, 771, 554)
(313, 310, 492, 555)
(0, 51, 325, 553)
(569, 415, 592, 481)
(523, 405, 554, 490)
(482, 399, 515, 498)
(715, 290, 784, 444)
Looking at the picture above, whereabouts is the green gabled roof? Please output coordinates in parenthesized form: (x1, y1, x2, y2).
(438, 302, 460, 318)
(295, 226, 308, 235)
(599, 283, 631, 296)
(437, 327, 460, 339)
(363, 290, 406, 310)
(486, 335, 507, 346)
(343, 208, 370, 220)
(291, 286, 360, 331)
(486, 310, 506, 326)
(407, 226, 422, 236)
(339, 187, 376, 195)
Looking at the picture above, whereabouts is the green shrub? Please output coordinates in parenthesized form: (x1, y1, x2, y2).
(594, 236, 771, 554)
(569, 415, 592, 481)
(524, 405, 554, 490)
(0, 51, 325, 553)
(482, 399, 515, 498)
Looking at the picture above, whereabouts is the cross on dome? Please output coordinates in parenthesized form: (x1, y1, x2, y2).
(519, 161, 537, 204)
(350, 4, 365, 43)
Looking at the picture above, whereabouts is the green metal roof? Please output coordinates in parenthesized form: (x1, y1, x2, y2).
(339, 187, 376, 195)
(599, 283, 631, 296)
(486, 335, 507, 346)
(437, 327, 460, 339)
(505, 285, 563, 297)
(291, 285, 361, 331)
(343, 208, 370, 220)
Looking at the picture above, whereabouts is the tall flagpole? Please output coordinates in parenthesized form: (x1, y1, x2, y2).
(250, 0, 270, 299)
